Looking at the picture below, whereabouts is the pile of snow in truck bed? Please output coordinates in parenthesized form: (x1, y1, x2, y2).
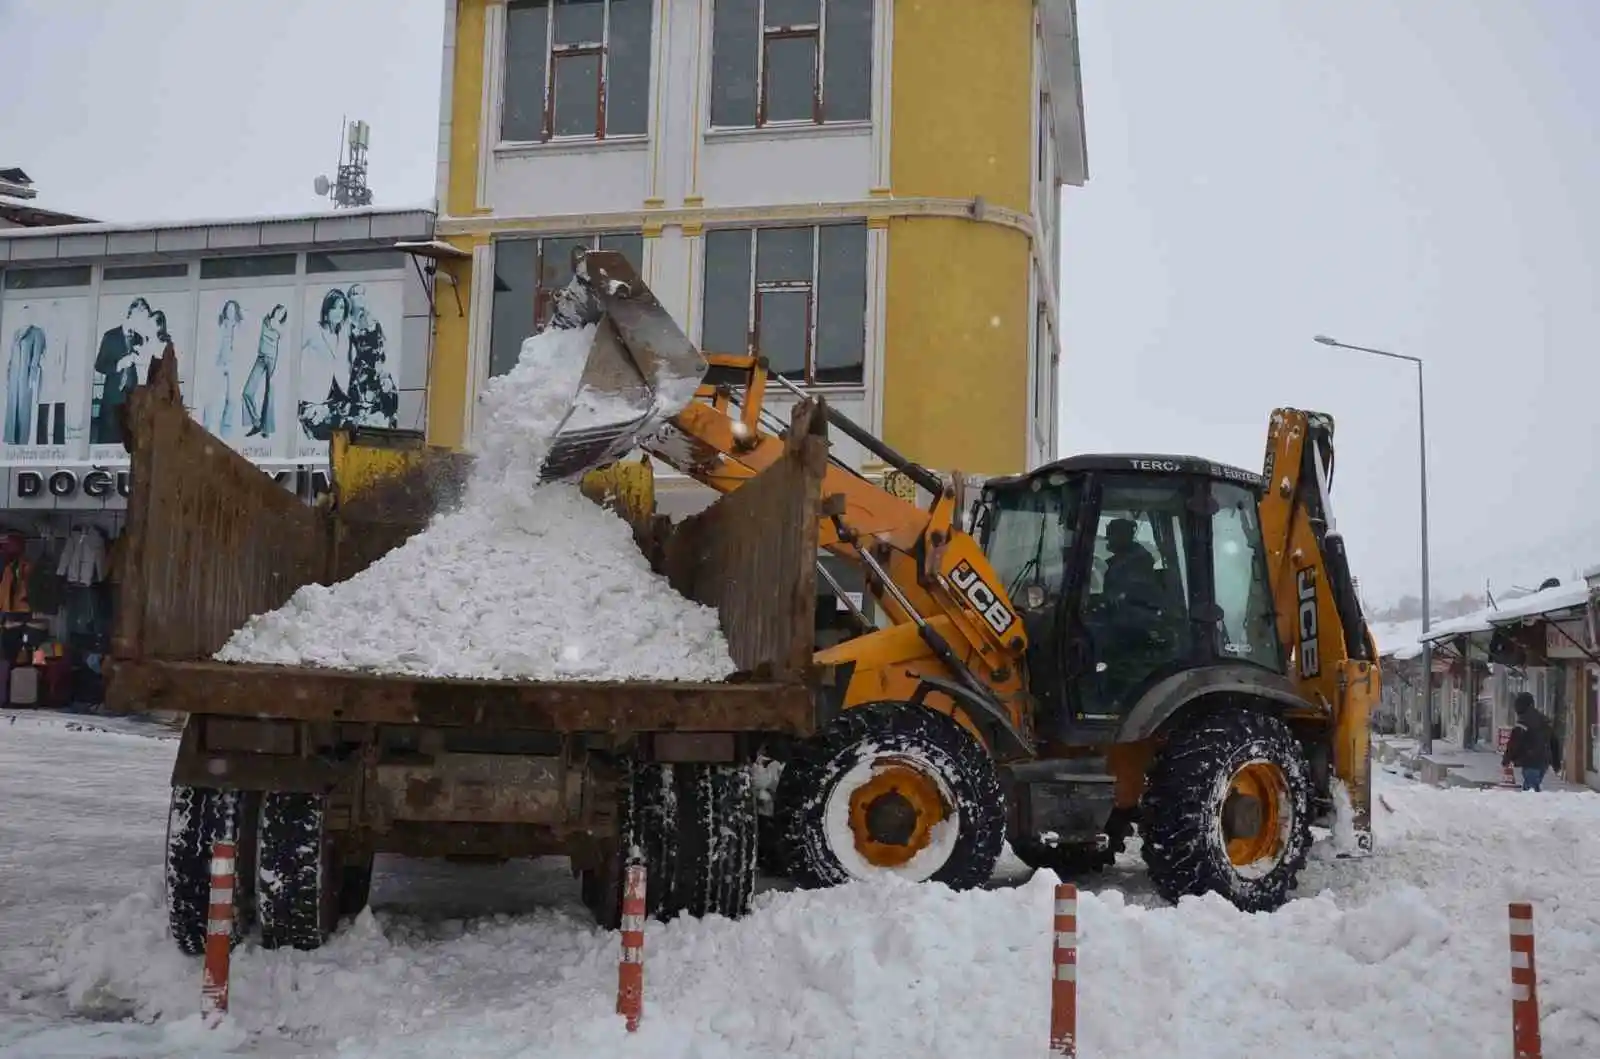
(215, 325, 736, 682)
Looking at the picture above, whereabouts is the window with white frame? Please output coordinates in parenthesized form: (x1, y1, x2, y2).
(1033, 300, 1050, 442)
(710, 0, 873, 128)
(701, 223, 867, 386)
(489, 231, 644, 378)
(502, 0, 653, 143)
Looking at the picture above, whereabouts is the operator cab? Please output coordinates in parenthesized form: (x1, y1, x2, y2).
(975, 454, 1282, 741)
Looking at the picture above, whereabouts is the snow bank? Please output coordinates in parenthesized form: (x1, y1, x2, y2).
(216, 325, 735, 682)
(22, 764, 1599, 1059)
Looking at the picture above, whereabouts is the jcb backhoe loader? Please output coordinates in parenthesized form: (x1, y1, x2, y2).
(539, 249, 1378, 913)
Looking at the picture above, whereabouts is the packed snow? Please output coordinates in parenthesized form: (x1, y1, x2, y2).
(5, 710, 1598, 1059)
(215, 325, 736, 683)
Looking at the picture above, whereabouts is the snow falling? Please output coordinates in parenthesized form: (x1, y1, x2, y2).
(4, 711, 1598, 1059)
(214, 324, 736, 683)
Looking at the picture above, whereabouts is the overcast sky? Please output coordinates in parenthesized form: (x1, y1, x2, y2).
(4, 0, 1597, 606)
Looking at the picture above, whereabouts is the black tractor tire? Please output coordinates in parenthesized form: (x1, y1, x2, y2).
(672, 764, 758, 920)
(582, 759, 678, 929)
(776, 702, 1006, 892)
(257, 792, 336, 951)
(1140, 706, 1312, 913)
(164, 786, 241, 956)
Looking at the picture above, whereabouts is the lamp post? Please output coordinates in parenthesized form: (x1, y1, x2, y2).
(1313, 333, 1433, 754)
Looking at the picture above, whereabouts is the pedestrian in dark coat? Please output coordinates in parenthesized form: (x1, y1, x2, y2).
(1501, 692, 1561, 792)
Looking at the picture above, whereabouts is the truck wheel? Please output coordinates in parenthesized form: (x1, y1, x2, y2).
(257, 792, 335, 950)
(165, 786, 240, 956)
(582, 760, 678, 929)
(673, 764, 758, 919)
(776, 702, 1005, 891)
(1140, 707, 1312, 913)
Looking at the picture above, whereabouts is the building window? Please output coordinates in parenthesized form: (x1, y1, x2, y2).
(2, 265, 91, 290)
(306, 249, 406, 274)
(199, 254, 298, 280)
(1032, 302, 1047, 433)
(710, 0, 873, 128)
(502, 0, 653, 143)
(103, 262, 191, 282)
(489, 231, 644, 378)
(701, 223, 867, 386)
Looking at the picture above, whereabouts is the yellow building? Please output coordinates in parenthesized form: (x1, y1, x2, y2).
(425, 0, 1087, 512)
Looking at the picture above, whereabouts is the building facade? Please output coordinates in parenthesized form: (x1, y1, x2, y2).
(0, 206, 435, 707)
(424, 0, 1087, 512)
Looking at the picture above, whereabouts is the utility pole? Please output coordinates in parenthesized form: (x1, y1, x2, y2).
(1313, 334, 1433, 753)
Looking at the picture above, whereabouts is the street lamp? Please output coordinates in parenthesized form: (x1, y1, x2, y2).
(1312, 333, 1434, 754)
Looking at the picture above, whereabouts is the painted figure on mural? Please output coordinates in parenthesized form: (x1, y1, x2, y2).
(297, 285, 398, 442)
(4, 319, 45, 446)
(346, 283, 399, 429)
(90, 297, 163, 446)
(242, 303, 287, 439)
(4, 302, 71, 448)
(202, 298, 244, 438)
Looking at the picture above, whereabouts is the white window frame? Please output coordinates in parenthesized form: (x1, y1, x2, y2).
(702, 222, 867, 388)
(710, 0, 873, 130)
(500, 0, 649, 145)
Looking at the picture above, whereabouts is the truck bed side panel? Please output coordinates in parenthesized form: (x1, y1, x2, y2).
(114, 353, 329, 663)
(660, 400, 827, 678)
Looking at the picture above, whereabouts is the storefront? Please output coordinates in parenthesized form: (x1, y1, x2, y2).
(0, 206, 436, 709)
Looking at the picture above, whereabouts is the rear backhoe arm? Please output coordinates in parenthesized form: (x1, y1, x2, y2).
(1259, 408, 1378, 850)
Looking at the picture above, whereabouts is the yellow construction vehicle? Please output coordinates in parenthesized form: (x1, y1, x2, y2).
(539, 250, 1380, 912)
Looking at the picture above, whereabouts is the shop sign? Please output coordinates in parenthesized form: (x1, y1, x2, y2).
(3, 464, 332, 511)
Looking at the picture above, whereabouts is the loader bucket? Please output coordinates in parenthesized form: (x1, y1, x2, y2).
(536, 249, 709, 483)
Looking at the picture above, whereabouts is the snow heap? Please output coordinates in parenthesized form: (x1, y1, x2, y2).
(215, 325, 736, 683)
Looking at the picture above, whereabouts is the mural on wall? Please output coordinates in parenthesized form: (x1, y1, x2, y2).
(88, 290, 195, 457)
(295, 279, 402, 459)
(0, 295, 91, 462)
(192, 288, 295, 459)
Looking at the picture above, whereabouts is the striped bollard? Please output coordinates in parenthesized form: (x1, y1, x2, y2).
(1509, 903, 1542, 1059)
(616, 864, 647, 1032)
(1050, 883, 1078, 1058)
(200, 836, 237, 1021)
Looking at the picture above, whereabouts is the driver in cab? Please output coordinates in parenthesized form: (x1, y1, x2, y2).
(1102, 518, 1167, 639)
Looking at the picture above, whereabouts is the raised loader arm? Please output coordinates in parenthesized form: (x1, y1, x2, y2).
(538, 250, 1034, 755)
(1259, 409, 1379, 852)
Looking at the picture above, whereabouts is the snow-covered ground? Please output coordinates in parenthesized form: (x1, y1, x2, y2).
(3, 709, 1597, 1059)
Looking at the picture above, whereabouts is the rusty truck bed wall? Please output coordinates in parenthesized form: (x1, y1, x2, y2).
(113, 352, 329, 664)
(109, 364, 825, 736)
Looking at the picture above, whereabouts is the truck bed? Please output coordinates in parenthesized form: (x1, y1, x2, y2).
(108, 352, 828, 737)
(113, 657, 813, 733)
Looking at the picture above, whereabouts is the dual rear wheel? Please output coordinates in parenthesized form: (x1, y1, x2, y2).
(165, 788, 372, 955)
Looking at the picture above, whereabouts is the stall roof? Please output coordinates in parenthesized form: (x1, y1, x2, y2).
(1418, 580, 1592, 643)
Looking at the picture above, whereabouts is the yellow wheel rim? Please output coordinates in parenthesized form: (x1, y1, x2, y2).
(1222, 761, 1289, 869)
(845, 762, 950, 868)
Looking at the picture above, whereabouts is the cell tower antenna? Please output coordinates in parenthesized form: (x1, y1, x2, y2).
(312, 115, 375, 209)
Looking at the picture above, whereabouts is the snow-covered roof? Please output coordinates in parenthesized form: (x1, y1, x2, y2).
(1419, 580, 1592, 643)
(1371, 619, 1424, 658)
(0, 201, 435, 240)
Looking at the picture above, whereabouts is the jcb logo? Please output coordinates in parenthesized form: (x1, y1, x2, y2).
(950, 559, 1016, 636)
(1297, 567, 1320, 679)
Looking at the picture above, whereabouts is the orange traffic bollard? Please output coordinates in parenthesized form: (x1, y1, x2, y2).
(616, 864, 646, 1032)
(1050, 883, 1078, 1058)
(200, 836, 237, 1021)
(1509, 902, 1542, 1059)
